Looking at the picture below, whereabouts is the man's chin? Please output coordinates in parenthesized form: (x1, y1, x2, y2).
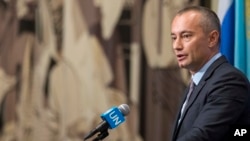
(178, 63, 186, 69)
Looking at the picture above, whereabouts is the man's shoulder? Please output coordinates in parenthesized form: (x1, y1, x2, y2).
(206, 58, 249, 86)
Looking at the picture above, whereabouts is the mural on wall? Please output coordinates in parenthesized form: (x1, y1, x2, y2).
(0, 0, 202, 141)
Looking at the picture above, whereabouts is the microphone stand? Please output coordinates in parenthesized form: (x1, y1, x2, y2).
(92, 130, 109, 141)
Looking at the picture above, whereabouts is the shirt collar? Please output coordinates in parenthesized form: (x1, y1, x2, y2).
(192, 53, 222, 85)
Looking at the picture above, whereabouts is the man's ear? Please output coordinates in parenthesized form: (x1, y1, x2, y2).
(208, 30, 219, 48)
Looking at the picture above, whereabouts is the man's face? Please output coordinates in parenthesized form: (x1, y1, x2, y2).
(171, 11, 212, 74)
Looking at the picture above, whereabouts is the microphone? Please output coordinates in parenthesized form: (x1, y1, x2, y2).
(84, 104, 130, 140)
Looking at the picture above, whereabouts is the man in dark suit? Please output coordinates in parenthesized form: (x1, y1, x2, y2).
(170, 6, 250, 141)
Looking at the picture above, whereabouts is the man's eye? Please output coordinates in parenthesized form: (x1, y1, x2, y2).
(182, 34, 192, 41)
(183, 34, 191, 38)
(171, 36, 177, 40)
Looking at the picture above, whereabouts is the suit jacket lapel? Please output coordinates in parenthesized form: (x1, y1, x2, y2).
(172, 87, 189, 139)
(181, 81, 205, 118)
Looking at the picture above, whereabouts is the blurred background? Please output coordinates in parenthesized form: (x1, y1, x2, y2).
(0, 0, 249, 141)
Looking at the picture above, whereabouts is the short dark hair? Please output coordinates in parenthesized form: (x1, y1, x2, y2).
(176, 6, 221, 43)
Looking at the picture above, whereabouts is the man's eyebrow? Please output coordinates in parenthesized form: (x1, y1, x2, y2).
(171, 33, 175, 36)
(171, 31, 194, 35)
(181, 31, 193, 34)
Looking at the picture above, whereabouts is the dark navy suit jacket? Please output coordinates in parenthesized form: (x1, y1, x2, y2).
(172, 56, 250, 141)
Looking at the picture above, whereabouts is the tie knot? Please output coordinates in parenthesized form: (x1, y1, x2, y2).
(189, 80, 195, 89)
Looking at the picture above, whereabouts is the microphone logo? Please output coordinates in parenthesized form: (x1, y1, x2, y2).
(101, 106, 125, 129)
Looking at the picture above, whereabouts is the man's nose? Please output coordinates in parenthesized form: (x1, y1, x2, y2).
(173, 38, 183, 50)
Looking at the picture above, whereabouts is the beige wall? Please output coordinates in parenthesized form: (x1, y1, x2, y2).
(211, 0, 219, 13)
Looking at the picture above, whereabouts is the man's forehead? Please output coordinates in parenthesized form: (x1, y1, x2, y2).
(175, 10, 201, 20)
(171, 14, 203, 35)
(172, 12, 201, 28)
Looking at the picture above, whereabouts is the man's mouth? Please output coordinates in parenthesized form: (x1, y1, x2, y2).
(176, 54, 187, 61)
